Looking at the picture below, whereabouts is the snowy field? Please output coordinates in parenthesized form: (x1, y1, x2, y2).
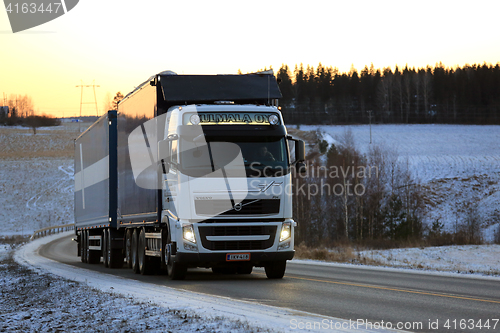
(300, 124, 500, 240)
(0, 124, 77, 236)
(303, 124, 500, 183)
(0, 158, 74, 235)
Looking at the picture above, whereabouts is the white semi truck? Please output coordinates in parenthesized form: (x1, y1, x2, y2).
(75, 71, 305, 280)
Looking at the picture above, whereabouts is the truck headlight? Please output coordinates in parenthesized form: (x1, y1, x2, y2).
(279, 222, 291, 242)
(183, 224, 196, 243)
(269, 114, 279, 125)
(190, 114, 201, 125)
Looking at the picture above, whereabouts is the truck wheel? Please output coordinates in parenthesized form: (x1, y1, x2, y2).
(165, 235, 186, 280)
(138, 228, 154, 275)
(87, 232, 100, 264)
(83, 231, 88, 263)
(102, 229, 109, 267)
(125, 229, 132, 269)
(77, 233, 81, 259)
(84, 230, 89, 263)
(85, 231, 90, 264)
(80, 232, 85, 263)
(157, 228, 168, 275)
(107, 228, 124, 268)
(265, 260, 286, 279)
(131, 229, 139, 273)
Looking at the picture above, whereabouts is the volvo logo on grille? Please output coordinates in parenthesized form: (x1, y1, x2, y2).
(234, 203, 242, 211)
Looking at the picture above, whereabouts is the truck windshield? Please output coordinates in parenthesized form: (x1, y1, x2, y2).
(179, 136, 289, 177)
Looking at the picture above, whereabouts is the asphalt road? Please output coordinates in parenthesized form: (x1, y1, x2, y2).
(40, 235, 500, 332)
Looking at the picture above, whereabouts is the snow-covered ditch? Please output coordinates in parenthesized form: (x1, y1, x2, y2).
(1, 240, 261, 332)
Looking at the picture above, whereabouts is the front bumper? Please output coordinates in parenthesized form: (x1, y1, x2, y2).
(175, 250, 294, 268)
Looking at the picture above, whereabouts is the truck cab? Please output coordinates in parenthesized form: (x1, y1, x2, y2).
(159, 104, 304, 278)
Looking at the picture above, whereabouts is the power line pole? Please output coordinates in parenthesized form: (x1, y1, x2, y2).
(367, 110, 373, 144)
(76, 80, 100, 132)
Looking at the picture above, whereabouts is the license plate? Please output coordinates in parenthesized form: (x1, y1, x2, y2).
(226, 253, 250, 261)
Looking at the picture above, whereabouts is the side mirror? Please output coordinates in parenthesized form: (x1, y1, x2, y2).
(295, 140, 305, 163)
(295, 161, 306, 174)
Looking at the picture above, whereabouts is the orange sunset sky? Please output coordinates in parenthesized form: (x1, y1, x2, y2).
(1, 0, 500, 118)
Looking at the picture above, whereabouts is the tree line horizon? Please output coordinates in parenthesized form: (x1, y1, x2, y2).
(273, 62, 500, 125)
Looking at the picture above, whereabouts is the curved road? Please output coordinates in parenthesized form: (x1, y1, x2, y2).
(41, 235, 500, 332)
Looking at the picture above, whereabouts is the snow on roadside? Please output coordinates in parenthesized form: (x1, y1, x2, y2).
(292, 244, 500, 279)
(359, 244, 500, 276)
(1, 244, 264, 332)
(12, 232, 398, 333)
(0, 243, 10, 261)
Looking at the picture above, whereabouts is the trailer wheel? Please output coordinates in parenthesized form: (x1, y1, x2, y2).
(125, 229, 132, 269)
(102, 229, 109, 267)
(138, 228, 154, 275)
(131, 229, 139, 273)
(107, 228, 124, 268)
(165, 234, 186, 280)
(77, 232, 81, 259)
(80, 231, 85, 263)
(83, 231, 88, 263)
(264, 260, 286, 279)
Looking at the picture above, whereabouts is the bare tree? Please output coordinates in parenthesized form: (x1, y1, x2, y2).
(25, 116, 42, 134)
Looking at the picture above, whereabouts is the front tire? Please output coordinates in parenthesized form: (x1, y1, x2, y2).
(265, 260, 286, 279)
(165, 233, 186, 280)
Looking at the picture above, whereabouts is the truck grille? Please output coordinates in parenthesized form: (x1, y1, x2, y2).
(195, 199, 280, 216)
(198, 225, 277, 251)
